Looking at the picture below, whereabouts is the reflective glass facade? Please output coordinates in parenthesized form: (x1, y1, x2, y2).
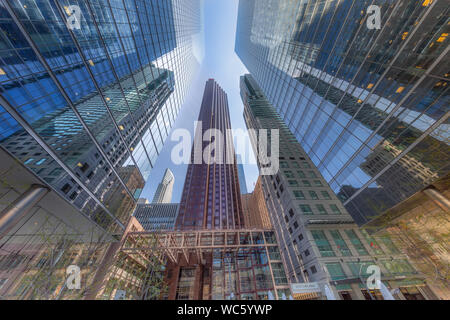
(0, 0, 202, 299)
(236, 0, 449, 225)
(0, 0, 202, 232)
(241, 73, 439, 300)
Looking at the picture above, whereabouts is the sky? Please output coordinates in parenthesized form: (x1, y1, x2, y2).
(140, 0, 259, 203)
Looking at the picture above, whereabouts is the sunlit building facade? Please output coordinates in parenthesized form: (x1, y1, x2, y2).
(0, 0, 202, 299)
(241, 74, 439, 300)
(152, 168, 175, 203)
(235, 0, 449, 226)
(241, 176, 272, 229)
(134, 202, 179, 231)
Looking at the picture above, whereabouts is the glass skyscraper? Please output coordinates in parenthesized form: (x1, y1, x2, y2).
(236, 154, 248, 194)
(235, 0, 449, 225)
(242, 73, 439, 300)
(0, 0, 202, 299)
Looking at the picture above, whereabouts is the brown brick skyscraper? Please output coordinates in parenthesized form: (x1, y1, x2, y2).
(175, 79, 244, 230)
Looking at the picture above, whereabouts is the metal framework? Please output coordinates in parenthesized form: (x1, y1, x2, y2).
(110, 229, 292, 300)
(121, 229, 280, 264)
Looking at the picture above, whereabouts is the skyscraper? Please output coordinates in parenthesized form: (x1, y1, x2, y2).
(235, 0, 449, 226)
(175, 79, 245, 230)
(236, 154, 248, 194)
(164, 79, 290, 300)
(241, 74, 439, 300)
(134, 202, 179, 231)
(0, 0, 202, 299)
(241, 176, 272, 229)
(152, 168, 175, 203)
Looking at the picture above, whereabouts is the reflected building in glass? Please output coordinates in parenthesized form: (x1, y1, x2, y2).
(235, 0, 449, 225)
(0, 0, 202, 299)
(152, 168, 175, 203)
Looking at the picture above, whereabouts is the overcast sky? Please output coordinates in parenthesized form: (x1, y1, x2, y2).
(140, 0, 259, 203)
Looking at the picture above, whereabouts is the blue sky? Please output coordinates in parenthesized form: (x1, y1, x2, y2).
(140, 0, 259, 203)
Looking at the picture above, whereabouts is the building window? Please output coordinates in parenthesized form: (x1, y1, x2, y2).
(347, 261, 376, 278)
(329, 230, 352, 256)
(279, 184, 284, 193)
(24, 158, 34, 165)
(288, 180, 299, 186)
(35, 158, 47, 165)
(176, 268, 196, 300)
(339, 291, 353, 300)
(379, 235, 400, 254)
(316, 204, 328, 215)
(284, 215, 289, 223)
(330, 204, 341, 215)
(302, 180, 311, 187)
(345, 230, 369, 255)
(325, 262, 346, 281)
(321, 191, 331, 199)
(309, 191, 318, 200)
(311, 266, 317, 274)
(271, 262, 288, 285)
(311, 230, 335, 257)
(298, 234, 304, 241)
(308, 171, 317, 178)
(61, 184, 71, 194)
(360, 230, 384, 255)
(293, 221, 299, 229)
(313, 180, 322, 186)
(284, 170, 294, 178)
(293, 190, 305, 200)
(280, 161, 289, 168)
(299, 204, 313, 215)
(297, 170, 306, 178)
(289, 209, 295, 217)
(304, 249, 310, 256)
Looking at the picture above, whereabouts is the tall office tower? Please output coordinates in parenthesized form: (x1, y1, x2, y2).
(236, 155, 248, 194)
(152, 169, 175, 203)
(164, 80, 290, 300)
(241, 74, 439, 300)
(175, 79, 245, 230)
(236, 0, 450, 226)
(0, 0, 202, 299)
(134, 202, 179, 231)
(241, 176, 272, 229)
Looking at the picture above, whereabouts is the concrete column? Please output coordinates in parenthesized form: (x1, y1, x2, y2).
(350, 283, 366, 300)
(0, 184, 49, 238)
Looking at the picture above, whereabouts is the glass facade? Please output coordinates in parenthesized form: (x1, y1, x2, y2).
(236, 0, 449, 225)
(0, 0, 202, 232)
(241, 73, 438, 299)
(0, 0, 202, 300)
